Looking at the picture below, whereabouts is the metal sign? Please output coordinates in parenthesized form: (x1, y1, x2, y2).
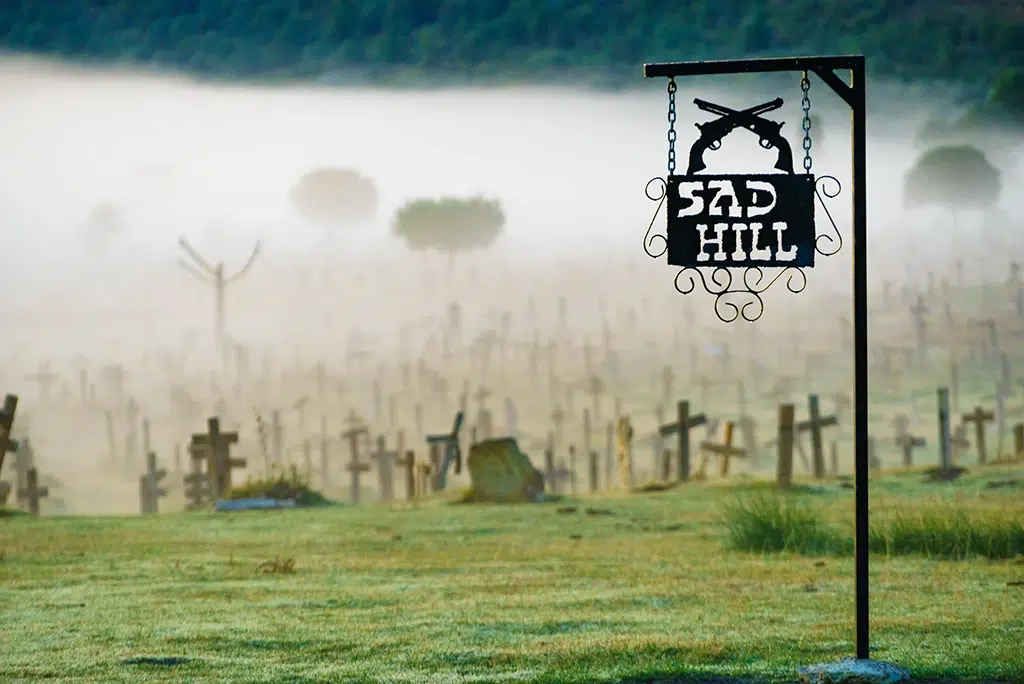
(645, 74, 844, 323)
(642, 55, 871, 667)
(667, 173, 816, 268)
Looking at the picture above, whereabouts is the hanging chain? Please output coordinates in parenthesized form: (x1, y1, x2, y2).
(667, 78, 677, 176)
(800, 71, 813, 174)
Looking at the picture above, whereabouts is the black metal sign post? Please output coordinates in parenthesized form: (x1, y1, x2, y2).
(642, 56, 872, 664)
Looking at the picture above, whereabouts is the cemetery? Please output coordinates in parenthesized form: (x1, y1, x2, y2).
(1, 57, 1023, 684)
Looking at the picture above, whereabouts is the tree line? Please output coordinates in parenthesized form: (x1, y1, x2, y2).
(0, 0, 1021, 96)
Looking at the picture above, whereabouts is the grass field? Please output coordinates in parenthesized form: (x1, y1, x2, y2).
(2, 466, 1023, 684)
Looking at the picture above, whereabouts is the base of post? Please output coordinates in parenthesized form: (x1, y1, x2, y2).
(797, 658, 910, 684)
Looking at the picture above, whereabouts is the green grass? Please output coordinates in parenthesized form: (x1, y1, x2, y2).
(1, 468, 1023, 683)
(226, 466, 334, 508)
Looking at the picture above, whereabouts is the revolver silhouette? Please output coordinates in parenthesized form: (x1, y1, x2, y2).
(687, 97, 795, 175)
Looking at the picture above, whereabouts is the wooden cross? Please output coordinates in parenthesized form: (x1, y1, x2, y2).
(342, 414, 371, 504)
(13, 437, 35, 510)
(369, 435, 399, 502)
(1013, 423, 1023, 462)
(18, 467, 48, 515)
(795, 394, 838, 479)
(894, 433, 927, 468)
(139, 451, 168, 514)
(946, 425, 970, 467)
(658, 400, 708, 482)
(699, 420, 747, 478)
(24, 362, 59, 402)
(910, 294, 929, 361)
(0, 394, 19, 475)
(190, 417, 242, 499)
(961, 405, 995, 465)
(396, 448, 417, 500)
(183, 447, 210, 509)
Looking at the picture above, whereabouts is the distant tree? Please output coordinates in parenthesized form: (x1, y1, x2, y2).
(903, 144, 1001, 233)
(984, 67, 1024, 125)
(391, 196, 505, 269)
(82, 201, 128, 246)
(289, 167, 378, 227)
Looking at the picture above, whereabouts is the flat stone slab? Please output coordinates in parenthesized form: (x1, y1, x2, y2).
(797, 659, 911, 684)
(214, 498, 296, 511)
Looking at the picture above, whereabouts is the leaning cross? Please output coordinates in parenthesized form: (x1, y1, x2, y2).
(961, 405, 995, 465)
(425, 411, 465, 491)
(795, 394, 838, 479)
(341, 413, 371, 504)
(0, 394, 20, 476)
(699, 420, 747, 478)
(18, 467, 48, 515)
(658, 399, 708, 482)
(24, 363, 60, 402)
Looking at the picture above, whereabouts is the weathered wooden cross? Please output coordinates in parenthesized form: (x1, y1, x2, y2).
(342, 412, 370, 504)
(961, 405, 995, 465)
(0, 394, 19, 476)
(699, 420, 747, 478)
(24, 362, 59, 402)
(189, 417, 243, 499)
(183, 449, 210, 509)
(370, 435, 399, 502)
(658, 399, 708, 482)
(396, 448, 417, 500)
(425, 411, 464, 491)
(776, 404, 796, 490)
(615, 416, 634, 488)
(18, 467, 48, 515)
(139, 451, 169, 514)
(13, 437, 36, 510)
(892, 414, 926, 467)
(795, 394, 838, 479)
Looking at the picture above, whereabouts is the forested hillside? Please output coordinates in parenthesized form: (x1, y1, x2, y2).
(0, 0, 1021, 92)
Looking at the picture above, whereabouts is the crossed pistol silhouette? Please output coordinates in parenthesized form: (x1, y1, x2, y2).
(686, 97, 795, 175)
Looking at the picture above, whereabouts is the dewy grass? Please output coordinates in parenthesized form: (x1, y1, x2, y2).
(722, 492, 1024, 560)
(719, 492, 851, 555)
(868, 502, 1024, 560)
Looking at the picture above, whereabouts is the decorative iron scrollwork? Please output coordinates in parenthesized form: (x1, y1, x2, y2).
(643, 174, 844, 323)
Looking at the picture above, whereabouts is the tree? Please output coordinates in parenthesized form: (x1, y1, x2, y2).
(82, 201, 128, 247)
(391, 195, 505, 268)
(985, 67, 1024, 125)
(289, 167, 378, 227)
(903, 144, 1001, 235)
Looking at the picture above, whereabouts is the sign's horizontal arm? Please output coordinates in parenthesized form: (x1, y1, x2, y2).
(644, 55, 863, 79)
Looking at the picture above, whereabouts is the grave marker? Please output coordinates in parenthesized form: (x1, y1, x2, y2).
(658, 399, 708, 482)
(183, 449, 210, 509)
(961, 405, 995, 465)
(616, 417, 634, 487)
(699, 420, 747, 477)
(396, 448, 417, 500)
(776, 404, 796, 490)
(425, 411, 464, 491)
(342, 414, 370, 504)
(796, 394, 838, 479)
(370, 436, 399, 502)
(0, 394, 19, 475)
(190, 417, 243, 499)
(18, 467, 48, 515)
(14, 437, 35, 510)
(140, 451, 168, 514)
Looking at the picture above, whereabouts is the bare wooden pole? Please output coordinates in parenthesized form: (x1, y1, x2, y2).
(177, 236, 261, 366)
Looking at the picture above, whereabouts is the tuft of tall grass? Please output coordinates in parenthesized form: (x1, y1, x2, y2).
(719, 493, 852, 556)
(227, 465, 332, 507)
(720, 493, 1024, 560)
(868, 503, 1024, 560)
